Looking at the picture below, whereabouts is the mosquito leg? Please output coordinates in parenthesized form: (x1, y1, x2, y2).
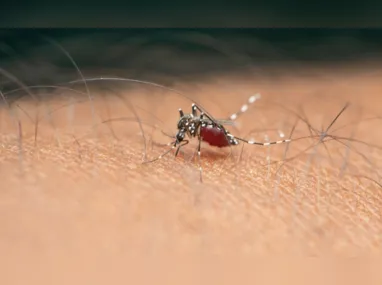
(235, 136, 291, 146)
(228, 93, 261, 121)
(192, 103, 215, 123)
(143, 141, 178, 163)
(197, 113, 205, 182)
(152, 140, 176, 148)
(175, 140, 189, 157)
(197, 134, 203, 182)
(191, 104, 198, 117)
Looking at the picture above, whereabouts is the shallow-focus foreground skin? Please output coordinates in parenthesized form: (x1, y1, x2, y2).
(1, 30, 382, 284)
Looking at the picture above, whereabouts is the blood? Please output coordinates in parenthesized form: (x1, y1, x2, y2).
(200, 125, 230, 148)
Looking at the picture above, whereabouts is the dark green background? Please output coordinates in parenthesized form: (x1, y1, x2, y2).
(0, 2, 380, 27)
(1, 29, 382, 96)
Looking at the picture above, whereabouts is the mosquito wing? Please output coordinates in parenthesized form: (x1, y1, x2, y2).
(214, 119, 237, 126)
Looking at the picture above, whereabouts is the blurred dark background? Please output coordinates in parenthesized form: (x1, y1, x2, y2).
(1, 0, 382, 93)
(0, 2, 380, 28)
(1, 29, 382, 95)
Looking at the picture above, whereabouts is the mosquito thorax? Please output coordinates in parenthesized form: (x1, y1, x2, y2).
(177, 114, 192, 129)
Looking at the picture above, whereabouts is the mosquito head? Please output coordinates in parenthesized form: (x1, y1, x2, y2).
(176, 110, 190, 142)
(175, 129, 185, 143)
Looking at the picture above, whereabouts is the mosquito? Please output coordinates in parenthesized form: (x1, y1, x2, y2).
(143, 93, 291, 182)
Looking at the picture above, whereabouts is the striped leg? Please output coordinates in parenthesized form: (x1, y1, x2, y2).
(234, 136, 291, 146)
(142, 141, 178, 163)
(197, 112, 205, 182)
(228, 93, 261, 121)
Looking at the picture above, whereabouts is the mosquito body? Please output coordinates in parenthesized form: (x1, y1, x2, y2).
(176, 105, 238, 148)
(143, 93, 291, 182)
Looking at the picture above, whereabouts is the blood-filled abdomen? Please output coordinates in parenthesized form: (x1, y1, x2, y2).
(200, 126, 230, 147)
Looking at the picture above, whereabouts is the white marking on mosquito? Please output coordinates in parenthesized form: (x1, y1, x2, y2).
(278, 131, 285, 138)
(228, 93, 261, 121)
(240, 104, 248, 113)
(265, 134, 271, 160)
(249, 93, 261, 103)
(248, 96, 256, 103)
(230, 113, 238, 120)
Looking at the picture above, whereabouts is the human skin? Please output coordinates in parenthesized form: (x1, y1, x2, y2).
(1, 63, 382, 284)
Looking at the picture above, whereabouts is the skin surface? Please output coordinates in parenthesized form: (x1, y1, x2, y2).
(1, 63, 382, 284)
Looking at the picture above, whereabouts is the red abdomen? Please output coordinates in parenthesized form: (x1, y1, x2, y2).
(200, 126, 230, 147)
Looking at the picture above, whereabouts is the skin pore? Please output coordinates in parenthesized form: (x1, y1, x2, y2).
(1, 43, 382, 282)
